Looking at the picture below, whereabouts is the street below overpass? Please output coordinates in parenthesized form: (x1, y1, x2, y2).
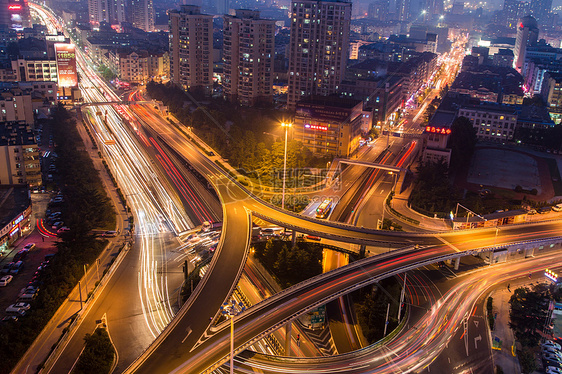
(219, 249, 560, 373)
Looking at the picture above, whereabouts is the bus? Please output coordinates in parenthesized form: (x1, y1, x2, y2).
(316, 199, 333, 219)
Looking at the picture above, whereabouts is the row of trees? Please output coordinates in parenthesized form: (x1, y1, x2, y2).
(146, 82, 332, 186)
(409, 116, 477, 216)
(353, 278, 401, 344)
(0, 106, 116, 373)
(509, 283, 553, 374)
(72, 328, 115, 374)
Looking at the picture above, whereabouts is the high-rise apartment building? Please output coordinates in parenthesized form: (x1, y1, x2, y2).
(88, 0, 125, 27)
(129, 0, 154, 31)
(514, 15, 539, 74)
(223, 10, 275, 106)
(88, 0, 110, 26)
(287, 0, 352, 109)
(0, 122, 40, 187)
(368, 0, 389, 20)
(169, 5, 213, 94)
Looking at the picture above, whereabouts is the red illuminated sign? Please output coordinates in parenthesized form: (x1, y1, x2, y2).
(425, 126, 452, 135)
(8, 4, 22, 10)
(54, 44, 78, 88)
(305, 124, 328, 131)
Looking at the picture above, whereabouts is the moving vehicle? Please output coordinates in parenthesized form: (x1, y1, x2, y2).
(316, 199, 333, 219)
(102, 230, 118, 237)
(305, 235, 321, 241)
(553, 204, 562, 212)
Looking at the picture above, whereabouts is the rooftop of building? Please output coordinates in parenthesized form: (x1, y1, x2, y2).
(297, 95, 362, 109)
(518, 104, 554, 124)
(428, 110, 457, 128)
(0, 185, 30, 231)
(348, 58, 388, 70)
(0, 122, 36, 146)
(496, 48, 514, 56)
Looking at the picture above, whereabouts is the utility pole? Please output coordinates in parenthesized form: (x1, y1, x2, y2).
(398, 273, 407, 321)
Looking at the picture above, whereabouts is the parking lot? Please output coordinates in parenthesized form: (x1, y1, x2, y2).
(0, 193, 59, 321)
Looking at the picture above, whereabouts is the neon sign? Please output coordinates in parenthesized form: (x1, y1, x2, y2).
(545, 268, 559, 283)
(12, 214, 23, 226)
(425, 126, 452, 135)
(305, 124, 328, 131)
(8, 4, 22, 10)
(9, 226, 19, 236)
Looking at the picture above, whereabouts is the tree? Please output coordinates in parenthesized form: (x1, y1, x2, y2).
(408, 160, 456, 214)
(74, 328, 115, 374)
(509, 284, 550, 348)
(448, 116, 477, 169)
(518, 348, 537, 374)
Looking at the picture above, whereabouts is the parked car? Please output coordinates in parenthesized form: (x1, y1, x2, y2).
(260, 228, 278, 239)
(543, 352, 562, 365)
(544, 341, 562, 351)
(52, 221, 64, 230)
(57, 227, 70, 235)
(1, 315, 18, 322)
(13, 250, 28, 262)
(1, 262, 14, 274)
(9, 261, 23, 275)
(544, 347, 562, 356)
(23, 243, 35, 251)
(6, 302, 31, 314)
(546, 366, 562, 374)
(0, 275, 13, 286)
(539, 206, 552, 214)
(19, 290, 38, 300)
(102, 230, 118, 237)
(553, 204, 562, 212)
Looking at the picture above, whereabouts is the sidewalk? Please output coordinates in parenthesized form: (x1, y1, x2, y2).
(12, 110, 132, 374)
(387, 183, 451, 231)
(489, 287, 521, 374)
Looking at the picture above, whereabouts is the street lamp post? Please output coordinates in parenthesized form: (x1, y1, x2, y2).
(281, 122, 292, 210)
(220, 299, 246, 374)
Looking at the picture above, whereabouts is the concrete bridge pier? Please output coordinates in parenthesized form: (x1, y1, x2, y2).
(291, 230, 297, 247)
(524, 246, 535, 258)
(285, 322, 292, 356)
(453, 257, 460, 270)
(359, 244, 366, 257)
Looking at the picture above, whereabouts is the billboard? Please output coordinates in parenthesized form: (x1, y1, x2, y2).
(54, 43, 78, 88)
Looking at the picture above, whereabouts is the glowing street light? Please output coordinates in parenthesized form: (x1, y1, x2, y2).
(220, 299, 246, 374)
(281, 122, 292, 210)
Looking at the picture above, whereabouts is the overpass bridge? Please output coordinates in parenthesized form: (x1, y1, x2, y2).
(333, 140, 421, 193)
(128, 222, 562, 373)
(79, 101, 153, 107)
(124, 109, 562, 374)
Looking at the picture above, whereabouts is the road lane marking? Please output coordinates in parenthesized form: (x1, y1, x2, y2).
(436, 236, 461, 252)
(182, 326, 192, 343)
